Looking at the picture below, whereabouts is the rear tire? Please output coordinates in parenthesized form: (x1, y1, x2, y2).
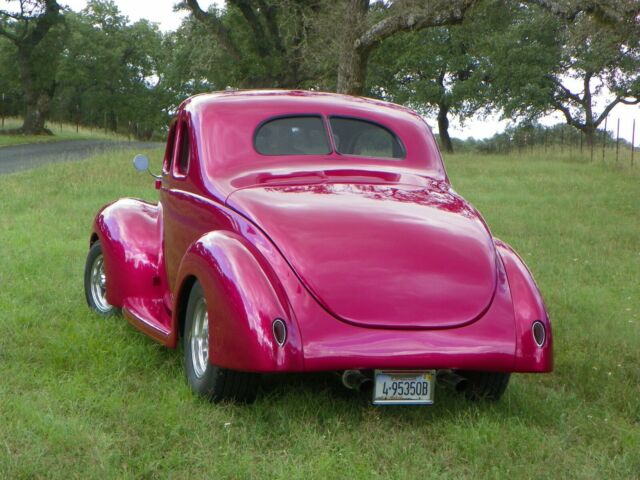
(458, 371, 511, 401)
(183, 281, 260, 403)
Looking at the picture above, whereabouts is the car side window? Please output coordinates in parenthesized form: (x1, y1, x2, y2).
(173, 120, 190, 177)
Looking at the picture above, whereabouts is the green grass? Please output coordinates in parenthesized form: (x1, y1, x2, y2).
(0, 117, 127, 146)
(0, 150, 638, 479)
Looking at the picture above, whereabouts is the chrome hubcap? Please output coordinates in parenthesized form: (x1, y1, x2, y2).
(190, 298, 209, 379)
(90, 254, 112, 313)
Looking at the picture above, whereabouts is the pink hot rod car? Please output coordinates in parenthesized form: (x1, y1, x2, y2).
(84, 90, 552, 405)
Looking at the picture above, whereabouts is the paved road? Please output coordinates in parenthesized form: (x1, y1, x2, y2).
(0, 140, 163, 175)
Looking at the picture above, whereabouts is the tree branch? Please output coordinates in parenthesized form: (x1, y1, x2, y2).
(255, 0, 286, 55)
(550, 76, 583, 104)
(0, 0, 62, 48)
(594, 97, 622, 127)
(553, 100, 583, 129)
(354, 0, 475, 55)
(230, 0, 271, 57)
(24, 0, 62, 49)
(0, 20, 21, 44)
(180, 0, 241, 60)
(523, 0, 639, 25)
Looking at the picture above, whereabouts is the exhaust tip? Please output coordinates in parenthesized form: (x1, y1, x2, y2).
(532, 321, 546, 347)
(342, 370, 372, 392)
(272, 318, 287, 346)
(437, 371, 469, 393)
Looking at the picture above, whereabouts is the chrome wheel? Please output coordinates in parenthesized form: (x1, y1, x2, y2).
(90, 253, 113, 313)
(183, 281, 259, 403)
(190, 297, 209, 379)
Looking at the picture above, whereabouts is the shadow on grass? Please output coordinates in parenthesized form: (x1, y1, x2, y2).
(110, 314, 562, 432)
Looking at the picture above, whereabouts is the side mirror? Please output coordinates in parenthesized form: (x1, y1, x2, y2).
(133, 154, 149, 172)
(132, 154, 161, 179)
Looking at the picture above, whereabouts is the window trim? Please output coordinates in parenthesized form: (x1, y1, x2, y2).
(163, 119, 178, 175)
(253, 114, 332, 156)
(328, 115, 407, 160)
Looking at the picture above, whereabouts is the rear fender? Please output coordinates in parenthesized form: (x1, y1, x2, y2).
(92, 199, 164, 307)
(495, 239, 553, 372)
(175, 231, 303, 372)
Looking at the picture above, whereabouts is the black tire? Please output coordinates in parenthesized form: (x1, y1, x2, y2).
(84, 241, 120, 317)
(183, 281, 260, 403)
(458, 370, 511, 401)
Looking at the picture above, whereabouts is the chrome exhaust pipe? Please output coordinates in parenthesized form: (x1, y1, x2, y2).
(437, 370, 469, 393)
(341, 370, 373, 392)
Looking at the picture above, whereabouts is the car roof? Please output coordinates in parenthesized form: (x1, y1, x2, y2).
(178, 90, 446, 199)
(182, 89, 422, 120)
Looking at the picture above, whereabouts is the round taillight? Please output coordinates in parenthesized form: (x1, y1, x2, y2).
(532, 321, 546, 347)
(272, 318, 287, 346)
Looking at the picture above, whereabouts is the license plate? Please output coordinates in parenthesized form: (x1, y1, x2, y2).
(373, 370, 435, 405)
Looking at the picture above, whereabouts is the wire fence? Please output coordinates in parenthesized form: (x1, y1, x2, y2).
(456, 118, 638, 167)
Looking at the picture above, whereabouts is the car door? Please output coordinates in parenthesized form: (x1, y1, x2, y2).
(160, 110, 238, 298)
(160, 112, 203, 292)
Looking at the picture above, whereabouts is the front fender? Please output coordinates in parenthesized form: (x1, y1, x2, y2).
(175, 231, 304, 372)
(92, 198, 163, 307)
(495, 239, 553, 372)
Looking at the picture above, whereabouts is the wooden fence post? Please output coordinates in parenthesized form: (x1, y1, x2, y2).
(602, 117, 608, 162)
(615, 118, 620, 163)
(632, 119, 636, 167)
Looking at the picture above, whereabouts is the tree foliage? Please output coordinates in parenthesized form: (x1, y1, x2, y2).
(1, 0, 638, 144)
(367, 2, 506, 152)
(490, 0, 640, 144)
(179, 0, 323, 88)
(53, 1, 167, 138)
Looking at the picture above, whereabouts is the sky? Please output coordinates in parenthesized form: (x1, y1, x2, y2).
(3, 0, 639, 144)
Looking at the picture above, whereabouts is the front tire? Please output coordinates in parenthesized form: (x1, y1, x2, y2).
(183, 281, 260, 403)
(84, 241, 119, 317)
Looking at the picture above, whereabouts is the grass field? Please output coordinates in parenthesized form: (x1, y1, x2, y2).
(0, 150, 638, 479)
(0, 117, 127, 146)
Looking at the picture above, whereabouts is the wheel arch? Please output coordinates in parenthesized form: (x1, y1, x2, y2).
(174, 230, 304, 373)
(91, 198, 163, 307)
(495, 239, 553, 372)
(175, 274, 198, 344)
(89, 232, 99, 246)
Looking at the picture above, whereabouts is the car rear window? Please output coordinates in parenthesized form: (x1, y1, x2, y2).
(330, 116, 405, 159)
(255, 116, 331, 155)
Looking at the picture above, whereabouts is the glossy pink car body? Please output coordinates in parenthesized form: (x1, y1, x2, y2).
(89, 90, 552, 375)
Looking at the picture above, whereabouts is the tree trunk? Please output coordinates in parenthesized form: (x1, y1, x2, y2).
(336, 48, 370, 95)
(437, 103, 453, 153)
(17, 47, 53, 135)
(22, 91, 51, 135)
(336, 0, 369, 95)
(583, 125, 596, 147)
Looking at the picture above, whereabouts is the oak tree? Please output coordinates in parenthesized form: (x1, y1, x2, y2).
(0, 0, 64, 134)
(492, 0, 640, 145)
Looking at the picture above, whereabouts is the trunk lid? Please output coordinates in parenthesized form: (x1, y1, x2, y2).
(227, 181, 497, 329)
